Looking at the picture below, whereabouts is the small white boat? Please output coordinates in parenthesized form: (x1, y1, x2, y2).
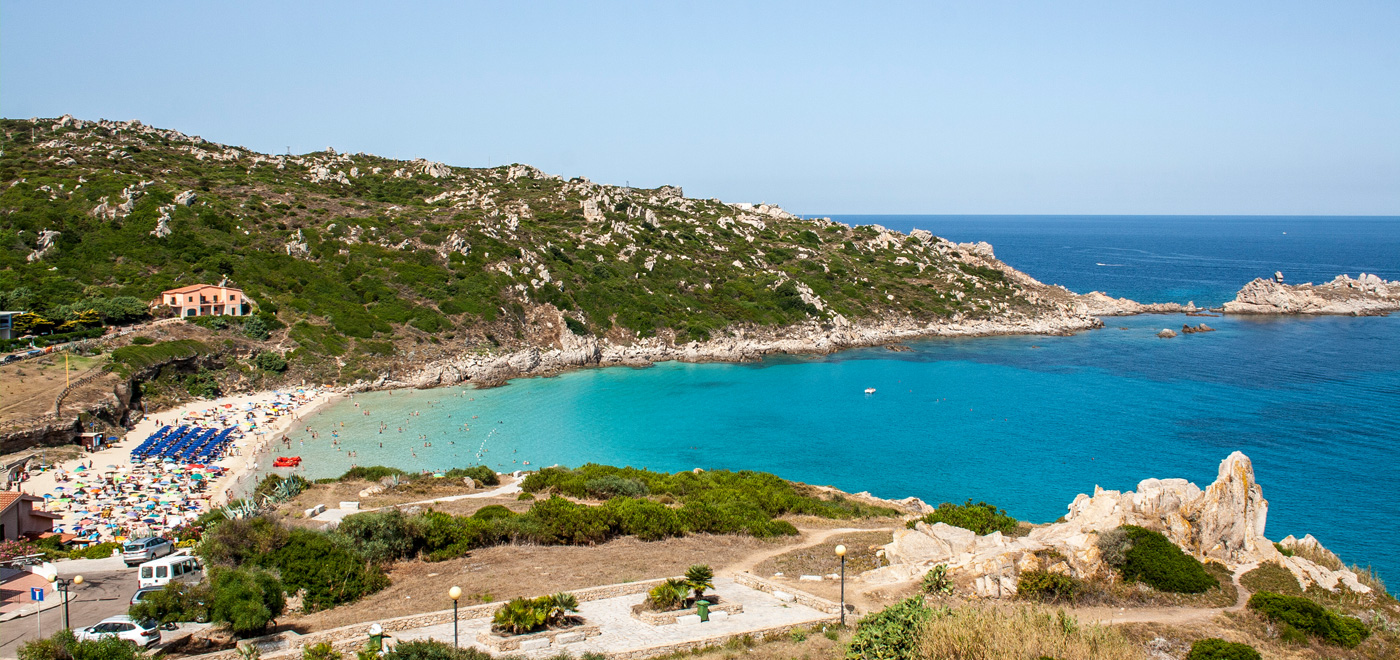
(864, 388, 877, 394)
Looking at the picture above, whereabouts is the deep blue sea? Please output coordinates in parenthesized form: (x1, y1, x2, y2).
(282, 216, 1400, 582)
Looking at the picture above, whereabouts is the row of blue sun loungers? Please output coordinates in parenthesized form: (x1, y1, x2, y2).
(131, 425, 237, 463)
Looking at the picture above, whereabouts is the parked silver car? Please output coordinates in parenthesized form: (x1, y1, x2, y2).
(121, 537, 174, 566)
(74, 615, 160, 647)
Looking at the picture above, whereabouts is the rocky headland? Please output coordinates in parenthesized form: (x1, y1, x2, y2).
(1223, 273, 1400, 316)
(864, 452, 1374, 598)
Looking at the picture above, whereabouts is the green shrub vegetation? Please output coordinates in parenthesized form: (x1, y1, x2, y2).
(1017, 570, 1080, 603)
(129, 581, 210, 624)
(1246, 591, 1370, 647)
(491, 593, 578, 635)
(208, 566, 286, 636)
(18, 629, 147, 660)
(1116, 525, 1218, 594)
(108, 339, 209, 376)
(906, 499, 1019, 535)
(381, 640, 492, 660)
(845, 595, 933, 660)
(1, 115, 1056, 382)
(1186, 638, 1261, 660)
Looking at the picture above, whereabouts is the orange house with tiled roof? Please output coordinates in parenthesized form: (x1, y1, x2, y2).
(157, 283, 247, 317)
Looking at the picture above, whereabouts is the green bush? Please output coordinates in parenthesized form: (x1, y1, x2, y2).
(906, 499, 1018, 536)
(443, 465, 499, 486)
(1247, 591, 1370, 647)
(1016, 570, 1079, 603)
(209, 566, 285, 636)
(603, 497, 683, 541)
(584, 474, 649, 498)
(130, 336, 155, 345)
(338, 466, 406, 482)
(921, 565, 953, 596)
(18, 629, 146, 660)
(266, 529, 389, 611)
(382, 640, 492, 660)
(252, 351, 287, 372)
(1186, 638, 1261, 660)
(845, 595, 933, 660)
(1118, 526, 1218, 594)
(336, 509, 422, 564)
(69, 541, 123, 560)
(129, 581, 210, 624)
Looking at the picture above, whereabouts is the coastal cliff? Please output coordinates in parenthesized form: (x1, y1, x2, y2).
(1224, 273, 1400, 316)
(865, 452, 1375, 598)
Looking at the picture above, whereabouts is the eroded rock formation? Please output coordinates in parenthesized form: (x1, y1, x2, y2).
(1223, 274, 1400, 316)
(861, 452, 1372, 598)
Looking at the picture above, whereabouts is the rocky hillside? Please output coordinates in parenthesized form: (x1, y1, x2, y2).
(2, 115, 1104, 386)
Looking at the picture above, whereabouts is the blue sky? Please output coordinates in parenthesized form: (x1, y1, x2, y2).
(3, 1, 1397, 215)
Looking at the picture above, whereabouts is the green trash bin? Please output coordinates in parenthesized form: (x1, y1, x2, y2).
(696, 600, 711, 622)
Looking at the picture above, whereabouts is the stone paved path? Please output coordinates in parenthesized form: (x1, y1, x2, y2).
(393, 577, 833, 657)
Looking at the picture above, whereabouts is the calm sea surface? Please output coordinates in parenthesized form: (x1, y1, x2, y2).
(282, 216, 1400, 581)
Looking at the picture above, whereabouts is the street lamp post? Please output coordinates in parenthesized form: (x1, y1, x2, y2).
(448, 586, 462, 647)
(834, 545, 847, 627)
(49, 575, 84, 630)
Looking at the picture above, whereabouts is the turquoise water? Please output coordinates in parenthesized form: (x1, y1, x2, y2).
(279, 216, 1400, 582)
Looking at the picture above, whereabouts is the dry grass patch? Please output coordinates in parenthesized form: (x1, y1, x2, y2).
(1241, 562, 1303, 596)
(284, 533, 777, 632)
(917, 604, 1145, 660)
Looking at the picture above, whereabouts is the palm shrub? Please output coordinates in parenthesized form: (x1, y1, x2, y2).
(646, 578, 691, 612)
(492, 597, 547, 635)
(685, 565, 714, 600)
(301, 643, 342, 660)
(542, 592, 580, 626)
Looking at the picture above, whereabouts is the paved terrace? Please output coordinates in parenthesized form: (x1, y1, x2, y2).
(396, 577, 835, 658)
(199, 574, 840, 660)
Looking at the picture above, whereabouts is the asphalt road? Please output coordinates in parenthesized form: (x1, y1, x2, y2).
(1, 569, 140, 658)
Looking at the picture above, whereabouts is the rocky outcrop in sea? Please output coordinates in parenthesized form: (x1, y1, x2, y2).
(1223, 273, 1400, 316)
(862, 452, 1373, 598)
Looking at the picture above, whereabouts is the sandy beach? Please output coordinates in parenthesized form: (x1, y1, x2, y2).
(16, 387, 341, 542)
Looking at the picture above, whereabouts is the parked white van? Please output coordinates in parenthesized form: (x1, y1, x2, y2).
(137, 551, 202, 589)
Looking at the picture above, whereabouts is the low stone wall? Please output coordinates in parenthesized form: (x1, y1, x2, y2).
(475, 623, 601, 652)
(188, 577, 672, 660)
(732, 572, 844, 615)
(631, 601, 744, 625)
(608, 619, 838, 660)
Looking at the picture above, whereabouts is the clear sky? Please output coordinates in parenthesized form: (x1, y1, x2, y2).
(3, 1, 1397, 215)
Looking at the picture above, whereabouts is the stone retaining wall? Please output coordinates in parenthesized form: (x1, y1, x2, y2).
(607, 619, 839, 660)
(732, 572, 844, 615)
(631, 601, 744, 625)
(188, 577, 672, 660)
(475, 623, 601, 651)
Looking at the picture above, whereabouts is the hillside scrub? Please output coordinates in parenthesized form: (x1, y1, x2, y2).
(0, 116, 1072, 384)
(1246, 591, 1370, 647)
(905, 499, 1019, 535)
(107, 339, 209, 376)
(1185, 638, 1261, 660)
(1114, 525, 1218, 594)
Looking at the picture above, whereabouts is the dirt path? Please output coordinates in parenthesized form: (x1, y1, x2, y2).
(719, 526, 883, 577)
(1070, 562, 1255, 626)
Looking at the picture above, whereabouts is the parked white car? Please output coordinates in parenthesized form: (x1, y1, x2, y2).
(74, 615, 161, 647)
(122, 537, 174, 566)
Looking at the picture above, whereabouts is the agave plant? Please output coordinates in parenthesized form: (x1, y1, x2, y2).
(493, 597, 547, 635)
(685, 564, 714, 600)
